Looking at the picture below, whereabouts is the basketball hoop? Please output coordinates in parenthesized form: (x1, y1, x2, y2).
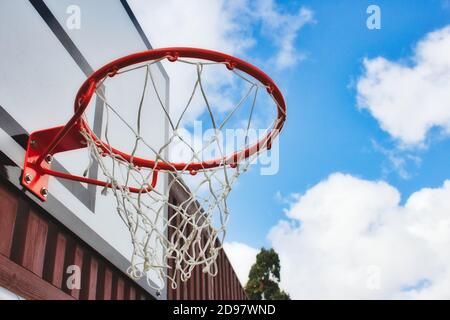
(21, 47, 286, 291)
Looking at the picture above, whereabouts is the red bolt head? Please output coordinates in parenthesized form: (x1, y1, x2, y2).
(167, 53, 179, 62)
(226, 61, 236, 70)
(108, 67, 119, 77)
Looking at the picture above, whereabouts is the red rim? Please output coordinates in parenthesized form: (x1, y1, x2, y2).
(75, 47, 286, 172)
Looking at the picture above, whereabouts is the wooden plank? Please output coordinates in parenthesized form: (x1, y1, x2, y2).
(187, 225, 195, 300)
(64, 243, 84, 299)
(200, 267, 205, 300)
(0, 253, 74, 300)
(233, 272, 238, 300)
(188, 268, 194, 300)
(95, 264, 105, 300)
(223, 252, 229, 299)
(219, 250, 225, 299)
(43, 225, 67, 288)
(230, 261, 235, 299)
(182, 269, 188, 300)
(214, 266, 219, 300)
(216, 252, 222, 300)
(173, 266, 179, 299)
(213, 274, 217, 300)
(9, 198, 30, 264)
(111, 274, 118, 300)
(0, 184, 18, 257)
(204, 269, 209, 300)
(112, 275, 125, 300)
(117, 278, 125, 300)
(167, 195, 176, 300)
(224, 259, 229, 299)
(238, 276, 243, 299)
(225, 257, 231, 299)
(239, 279, 244, 300)
(218, 252, 224, 300)
(15, 208, 49, 277)
(195, 264, 201, 300)
(208, 274, 214, 300)
(80, 255, 98, 300)
(230, 268, 235, 300)
(124, 283, 133, 300)
(205, 268, 210, 300)
(98, 267, 113, 300)
(126, 285, 137, 300)
(175, 213, 182, 301)
(194, 235, 201, 300)
(105, 270, 113, 300)
(230, 261, 234, 299)
(167, 257, 174, 300)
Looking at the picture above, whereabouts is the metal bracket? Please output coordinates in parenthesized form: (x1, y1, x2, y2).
(21, 125, 86, 201)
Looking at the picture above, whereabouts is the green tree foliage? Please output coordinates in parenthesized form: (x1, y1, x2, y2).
(245, 248, 290, 300)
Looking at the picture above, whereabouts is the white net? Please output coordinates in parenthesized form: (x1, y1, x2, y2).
(80, 56, 282, 292)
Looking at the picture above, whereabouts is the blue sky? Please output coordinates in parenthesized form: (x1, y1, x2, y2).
(132, 0, 450, 298)
(225, 0, 450, 248)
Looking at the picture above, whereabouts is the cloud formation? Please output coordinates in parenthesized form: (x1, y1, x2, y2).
(357, 25, 450, 147)
(371, 140, 422, 180)
(249, 0, 314, 69)
(128, 1, 313, 128)
(129, 0, 313, 70)
(269, 173, 450, 299)
(223, 242, 259, 286)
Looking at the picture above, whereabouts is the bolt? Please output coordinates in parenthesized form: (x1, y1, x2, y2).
(30, 140, 38, 149)
(40, 187, 48, 198)
(45, 154, 53, 164)
(24, 174, 33, 184)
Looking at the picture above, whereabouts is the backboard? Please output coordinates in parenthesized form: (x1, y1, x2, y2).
(0, 0, 169, 298)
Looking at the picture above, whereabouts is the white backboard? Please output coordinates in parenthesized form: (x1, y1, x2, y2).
(0, 0, 169, 298)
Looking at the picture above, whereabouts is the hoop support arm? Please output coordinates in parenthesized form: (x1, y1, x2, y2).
(21, 125, 159, 201)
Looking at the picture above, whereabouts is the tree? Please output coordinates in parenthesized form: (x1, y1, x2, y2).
(245, 248, 290, 300)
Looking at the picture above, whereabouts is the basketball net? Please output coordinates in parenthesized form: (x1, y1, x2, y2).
(80, 57, 281, 292)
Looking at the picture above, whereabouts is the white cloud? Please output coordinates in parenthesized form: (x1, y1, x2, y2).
(223, 242, 259, 286)
(251, 1, 314, 69)
(128, 0, 252, 54)
(357, 25, 450, 147)
(371, 140, 422, 179)
(128, 0, 313, 125)
(269, 173, 450, 299)
(129, 0, 313, 69)
(275, 190, 301, 205)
